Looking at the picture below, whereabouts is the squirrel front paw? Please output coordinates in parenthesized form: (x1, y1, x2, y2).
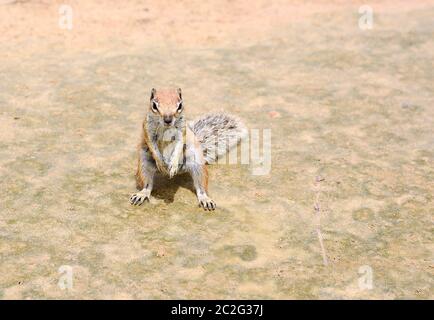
(198, 194, 216, 211)
(130, 190, 151, 206)
(168, 158, 179, 178)
(155, 161, 168, 175)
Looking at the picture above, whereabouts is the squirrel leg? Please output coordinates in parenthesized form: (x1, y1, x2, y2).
(130, 148, 156, 206)
(187, 163, 216, 211)
(185, 138, 216, 211)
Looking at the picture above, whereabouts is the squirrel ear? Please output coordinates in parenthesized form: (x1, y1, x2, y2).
(150, 88, 156, 100)
(177, 88, 182, 99)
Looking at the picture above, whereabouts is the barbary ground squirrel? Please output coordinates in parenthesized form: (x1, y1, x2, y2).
(130, 88, 247, 211)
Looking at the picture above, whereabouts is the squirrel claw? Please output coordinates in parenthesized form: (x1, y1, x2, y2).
(168, 157, 180, 178)
(168, 165, 178, 178)
(198, 197, 216, 211)
(130, 191, 151, 206)
(156, 162, 168, 175)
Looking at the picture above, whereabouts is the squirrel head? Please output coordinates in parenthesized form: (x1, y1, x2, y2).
(149, 88, 183, 127)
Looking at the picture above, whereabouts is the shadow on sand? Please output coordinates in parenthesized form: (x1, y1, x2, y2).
(150, 172, 196, 204)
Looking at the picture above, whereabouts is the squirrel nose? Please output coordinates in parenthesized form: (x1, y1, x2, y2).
(163, 116, 173, 125)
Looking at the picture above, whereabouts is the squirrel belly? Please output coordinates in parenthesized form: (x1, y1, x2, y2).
(155, 125, 186, 169)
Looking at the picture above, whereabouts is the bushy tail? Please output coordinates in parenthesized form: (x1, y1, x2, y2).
(190, 113, 248, 164)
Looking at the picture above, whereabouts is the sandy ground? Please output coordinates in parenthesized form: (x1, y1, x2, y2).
(0, 0, 433, 299)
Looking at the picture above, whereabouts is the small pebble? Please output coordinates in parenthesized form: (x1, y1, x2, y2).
(268, 111, 281, 118)
(401, 101, 414, 109)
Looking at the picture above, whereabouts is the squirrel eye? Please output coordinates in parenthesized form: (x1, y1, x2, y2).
(177, 101, 183, 113)
(151, 101, 159, 113)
